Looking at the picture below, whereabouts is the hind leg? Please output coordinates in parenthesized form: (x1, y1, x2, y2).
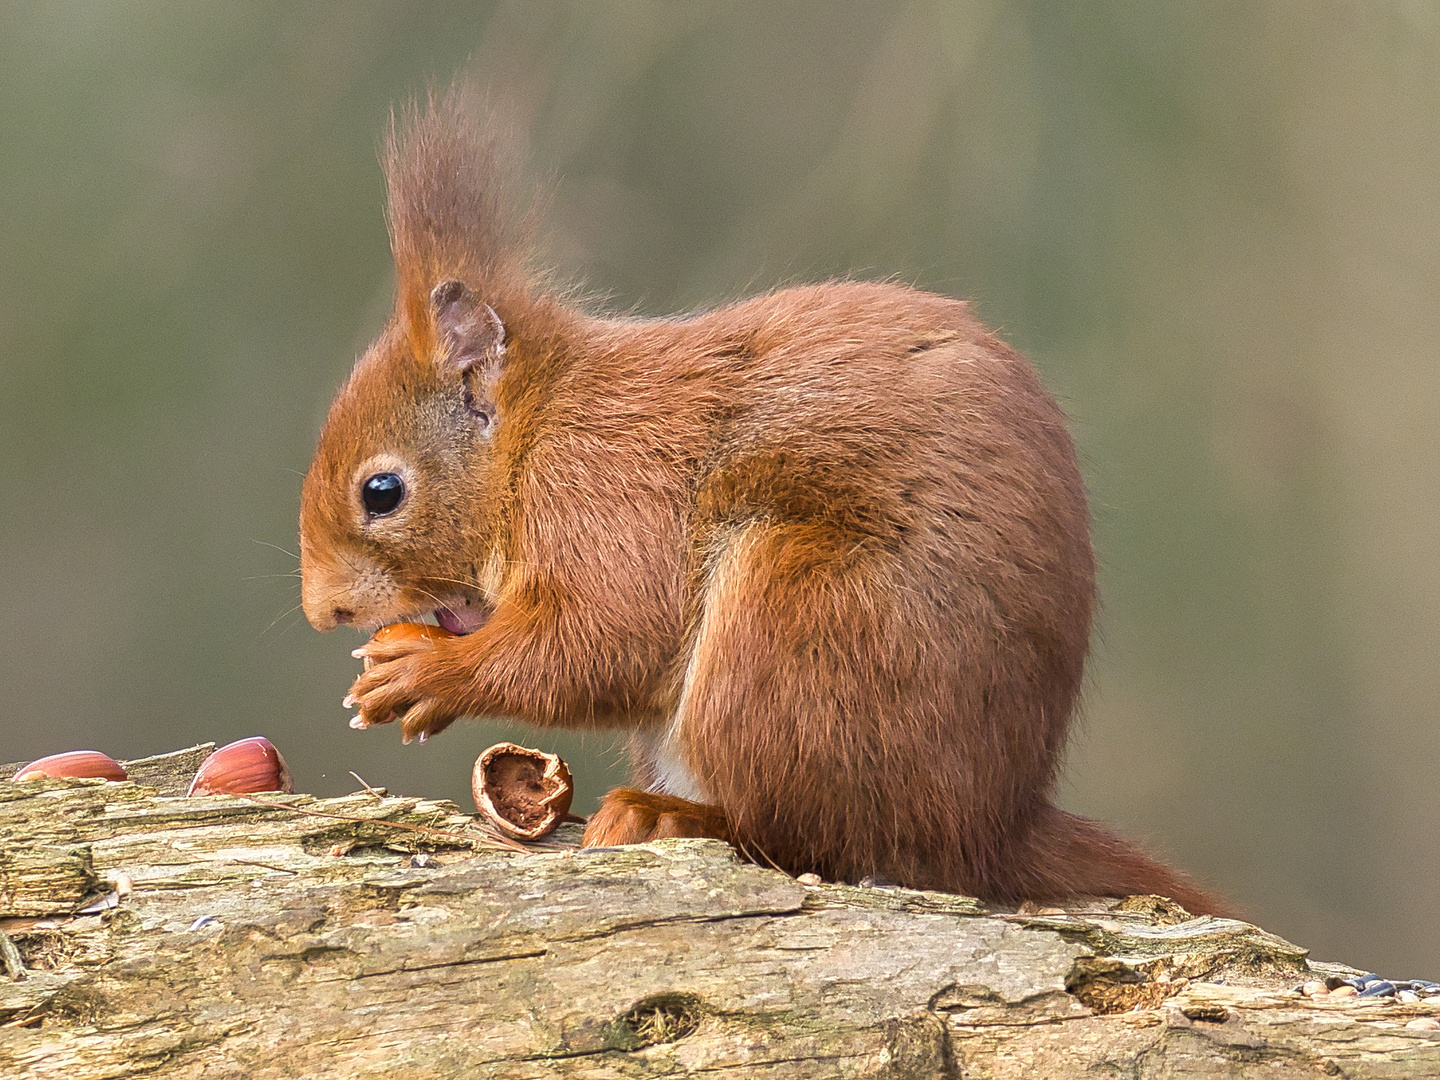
(577, 521, 900, 870)
(650, 522, 989, 888)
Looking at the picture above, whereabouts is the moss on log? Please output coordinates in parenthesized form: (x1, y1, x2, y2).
(0, 754, 1435, 1078)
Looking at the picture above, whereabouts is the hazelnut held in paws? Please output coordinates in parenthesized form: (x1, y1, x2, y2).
(299, 89, 1223, 914)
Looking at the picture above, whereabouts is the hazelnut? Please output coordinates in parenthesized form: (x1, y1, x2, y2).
(12, 750, 128, 783)
(472, 742, 574, 840)
(187, 737, 294, 796)
(363, 621, 456, 669)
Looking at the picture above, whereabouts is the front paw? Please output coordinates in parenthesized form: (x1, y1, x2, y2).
(581, 788, 731, 846)
(345, 628, 461, 743)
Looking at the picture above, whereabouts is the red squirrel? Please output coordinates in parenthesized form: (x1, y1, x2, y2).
(299, 92, 1222, 914)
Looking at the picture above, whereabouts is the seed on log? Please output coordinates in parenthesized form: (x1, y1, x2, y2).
(187, 737, 293, 796)
(361, 621, 456, 669)
(13, 750, 128, 782)
(472, 742, 574, 840)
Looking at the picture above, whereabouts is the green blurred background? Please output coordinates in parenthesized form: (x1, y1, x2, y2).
(2, 0, 1438, 975)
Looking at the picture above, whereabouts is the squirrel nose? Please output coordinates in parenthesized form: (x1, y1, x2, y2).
(299, 548, 394, 631)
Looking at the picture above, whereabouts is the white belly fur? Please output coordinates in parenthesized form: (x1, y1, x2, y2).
(632, 724, 708, 802)
(635, 523, 761, 804)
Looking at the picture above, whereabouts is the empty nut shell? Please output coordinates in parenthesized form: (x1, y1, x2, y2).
(472, 742, 574, 841)
(363, 621, 456, 669)
(13, 750, 128, 783)
(187, 737, 293, 796)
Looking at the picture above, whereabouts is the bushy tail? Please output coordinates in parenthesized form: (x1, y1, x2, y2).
(997, 804, 1230, 917)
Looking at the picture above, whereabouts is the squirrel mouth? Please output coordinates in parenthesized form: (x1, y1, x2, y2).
(434, 604, 488, 635)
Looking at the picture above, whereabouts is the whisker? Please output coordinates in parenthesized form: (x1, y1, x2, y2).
(252, 539, 300, 561)
(268, 614, 309, 643)
(407, 585, 459, 616)
(260, 602, 307, 638)
(421, 576, 487, 594)
(336, 550, 368, 576)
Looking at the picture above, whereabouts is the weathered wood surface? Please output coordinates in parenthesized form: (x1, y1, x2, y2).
(0, 766, 1436, 1079)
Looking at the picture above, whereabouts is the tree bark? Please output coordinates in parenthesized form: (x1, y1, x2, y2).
(0, 747, 1435, 1078)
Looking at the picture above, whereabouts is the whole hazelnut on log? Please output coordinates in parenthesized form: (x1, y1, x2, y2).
(472, 742, 574, 841)
(362, 621, 455, 669)
(12, 750, 128, 783)
(187, 737, 293, 796)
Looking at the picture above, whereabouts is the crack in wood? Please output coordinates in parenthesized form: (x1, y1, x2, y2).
(346, 949, 549, 980)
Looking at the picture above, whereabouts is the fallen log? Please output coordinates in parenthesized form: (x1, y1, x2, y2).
(0, 747, 1435, 1078)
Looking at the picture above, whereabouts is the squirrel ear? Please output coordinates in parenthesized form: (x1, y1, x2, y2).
(429, 280, 505, 377)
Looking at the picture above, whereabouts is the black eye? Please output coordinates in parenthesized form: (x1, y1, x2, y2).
(361, 473, 405, 517)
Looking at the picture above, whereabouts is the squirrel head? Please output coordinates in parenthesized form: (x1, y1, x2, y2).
(299, 279, 507, 633)
(299, 89, 537, 634)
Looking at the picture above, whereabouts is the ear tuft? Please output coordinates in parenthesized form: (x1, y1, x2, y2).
(384, 88, 537, 362)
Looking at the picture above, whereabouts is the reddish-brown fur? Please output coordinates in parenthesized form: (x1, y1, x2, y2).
(299, 91, 1223, 914)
